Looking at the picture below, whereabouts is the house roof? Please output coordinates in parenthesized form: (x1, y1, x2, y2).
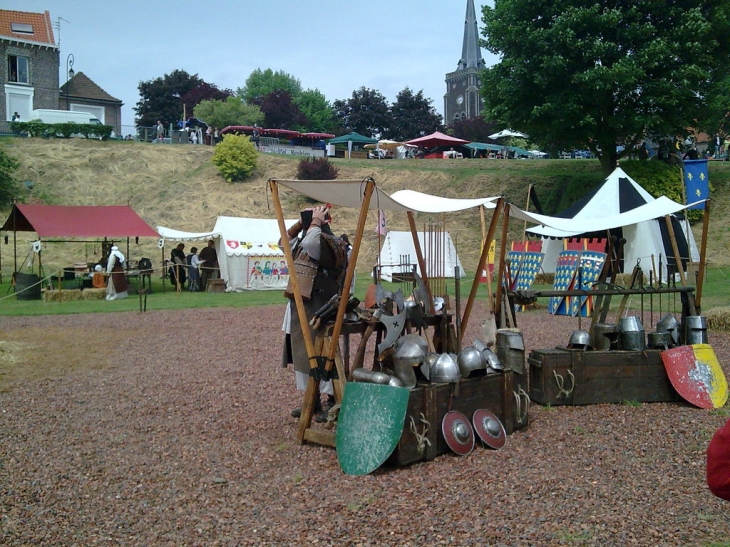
(60, 72, 122, 104)
(0, 9, 56, 46)
(1, 204, 158, 238)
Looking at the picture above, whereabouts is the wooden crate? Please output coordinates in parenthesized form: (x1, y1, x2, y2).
(206, 279, 226, 293)
(388, 371, 528, 466)
(528, 347, 680, 406)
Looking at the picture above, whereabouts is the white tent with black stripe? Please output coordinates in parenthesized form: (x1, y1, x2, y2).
(525, 167, 700, 278)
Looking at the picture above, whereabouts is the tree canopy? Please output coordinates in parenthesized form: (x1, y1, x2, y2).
(238, 69, 302, 106)
(135, 69, 205, 127)
(295, 89, 340, 134)
(480, 0, 730, 174)
(385, 87, 442, 141)
(193, 96, 264, 130)
(333, 87, 391, 138)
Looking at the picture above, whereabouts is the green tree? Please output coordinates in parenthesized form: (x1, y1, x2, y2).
(193, 96, 264, 130)
(0, 145, 20, 206)
(211, 134, 258, 182)
(480, 1, 730, 175)
(181, 83, 233, 120)
(448, 117, 499, 143)
(295, 89, 339, 134)
(385, 87, 442, 141)
(333, 87, 390, 138)
(260, 90, 307, 129)
(238, 68, 302, 105)
(135, 69, 204, 127)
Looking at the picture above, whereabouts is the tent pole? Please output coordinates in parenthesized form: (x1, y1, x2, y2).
(407, 211, 433, 314)
(268, 178, 324, 445)
(13, 204, 17, 273)
(522, 184, 531, 241)
(494, 201, 511, 326)
(460, 198, 503, 346)
(695, 199, 711, 311)
(664, 214, 687, 286)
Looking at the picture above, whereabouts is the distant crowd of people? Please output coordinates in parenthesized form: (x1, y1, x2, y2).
(167, 239, 219, 292)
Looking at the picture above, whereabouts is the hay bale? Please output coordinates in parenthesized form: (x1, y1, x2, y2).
(81, 288, 107, 300)
(706, 307, 730, 332)
(44, 289, 83, 302)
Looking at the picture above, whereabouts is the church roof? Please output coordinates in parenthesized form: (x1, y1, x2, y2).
(457, 0, 485, 70)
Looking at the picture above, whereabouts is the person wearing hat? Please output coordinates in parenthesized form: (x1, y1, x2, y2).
(707, 418, 730, 501)
(92, 264, 106, 289)
(105, 245, 128, 300)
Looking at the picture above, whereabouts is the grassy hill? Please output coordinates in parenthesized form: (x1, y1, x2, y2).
(2, 138, 730, 277)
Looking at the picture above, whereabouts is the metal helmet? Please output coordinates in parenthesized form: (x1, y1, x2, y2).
(393, 336, 427, 367)
(473, 338, 488, 353)
(657, 313, 681, 346)
(567, 329, 592, 350)
(482, 348, 504, 371)
(420, 352, 439, 381)
(457, 346, 486, 378)
(429, 353, 462, 383)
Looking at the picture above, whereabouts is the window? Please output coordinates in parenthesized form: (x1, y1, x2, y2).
(8, 55, 29, 84)
(11, 23, 34, 35)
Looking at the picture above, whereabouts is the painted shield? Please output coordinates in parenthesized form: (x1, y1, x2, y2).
(442, 410, 475, 456)
(336, 382, 409, 475)
(473, 409, 507, 450)
(661, 344, 728, 409)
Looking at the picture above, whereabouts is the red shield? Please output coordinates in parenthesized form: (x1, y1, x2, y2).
(473, 409, 507, 449)
(661, 344, 728, 409)
(441, 411, 474, 456)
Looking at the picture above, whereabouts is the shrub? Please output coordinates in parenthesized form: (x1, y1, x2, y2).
(0, 146, 20, 206)
(211, 134, 258, 182)
(295, 157, 339, 181)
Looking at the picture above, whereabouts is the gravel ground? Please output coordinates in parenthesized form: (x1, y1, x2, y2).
(1, 302, 729, 547)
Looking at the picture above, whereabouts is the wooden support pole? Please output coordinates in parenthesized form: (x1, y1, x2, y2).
(407, 211, 434, 314)
(494, 201, 511, 326)
(664, 214, 687, 286)
(696, 199, 711, 310)
(459, 198, 502, 346)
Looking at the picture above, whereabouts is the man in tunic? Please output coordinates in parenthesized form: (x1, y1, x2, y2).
(198, 239, 218, 291)
(105, 246, 128, 301)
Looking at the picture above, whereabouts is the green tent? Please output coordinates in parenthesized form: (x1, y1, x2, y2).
(328, 131, 377, 145)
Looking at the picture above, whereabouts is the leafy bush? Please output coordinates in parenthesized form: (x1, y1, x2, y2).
(295, 157, 339, 181)
(211, 134, 258, 182)
(10, 121, 112, 140)
(0, 146, 20, 206)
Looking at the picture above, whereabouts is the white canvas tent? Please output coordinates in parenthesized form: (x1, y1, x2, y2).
(377, 230, 465, 282)
(157, 216, 297, 291)
(524, 167, 700, 277)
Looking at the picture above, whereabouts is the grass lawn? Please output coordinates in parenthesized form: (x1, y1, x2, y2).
(1, 267, 728, 319)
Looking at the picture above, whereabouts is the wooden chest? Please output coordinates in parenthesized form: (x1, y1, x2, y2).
(528, 348, 679, 406)
(388, 371, 529, 466)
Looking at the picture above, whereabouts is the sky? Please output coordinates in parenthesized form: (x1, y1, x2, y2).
(5, 0, 497, 131)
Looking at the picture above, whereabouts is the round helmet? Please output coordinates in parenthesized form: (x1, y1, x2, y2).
(457, 346, 486, 378)
(567, 329, 592, 350)
(429, 353, 462, 383)
(420, 352, 439, 381)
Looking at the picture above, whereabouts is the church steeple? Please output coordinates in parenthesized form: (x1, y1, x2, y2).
(444, 0, 486, 123)
(458, 0, 486, 70)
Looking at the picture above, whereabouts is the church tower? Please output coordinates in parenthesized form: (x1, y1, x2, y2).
(444, 0, 486, 124)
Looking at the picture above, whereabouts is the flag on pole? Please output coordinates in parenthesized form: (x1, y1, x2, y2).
(683, 159, 709, 210)
(376, 209, 387, 235)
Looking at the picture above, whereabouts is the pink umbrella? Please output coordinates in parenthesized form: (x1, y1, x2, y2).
(405, 131, 470, 148)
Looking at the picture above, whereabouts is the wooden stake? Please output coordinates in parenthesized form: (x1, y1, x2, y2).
(696, 199, 711, 310)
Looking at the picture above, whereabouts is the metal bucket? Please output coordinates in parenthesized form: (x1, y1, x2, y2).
(590, 323, 620, 351)
(619, 316, 645, 351)
(14, 272, 42, 301)
(683, 316, 708, 345)
(647, 331, 670, 350)
(496, 329, 525, 374)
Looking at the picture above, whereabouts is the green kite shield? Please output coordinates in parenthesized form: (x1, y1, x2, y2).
(661, 344, 728, 409)
(336, 382, 409, 475)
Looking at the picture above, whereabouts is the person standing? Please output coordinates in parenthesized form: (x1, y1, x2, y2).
(282, 205, 348, 422)
(105, 246, 129, 301)
(156, 120, 164, 142)
(186, 247, 202, 292)
(169, 243, 187, 291)
(11, 112, 20, 122)
(199, 239, 218, 291)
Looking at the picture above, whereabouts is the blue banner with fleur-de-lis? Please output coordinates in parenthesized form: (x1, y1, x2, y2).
(683, 159, 709, 210)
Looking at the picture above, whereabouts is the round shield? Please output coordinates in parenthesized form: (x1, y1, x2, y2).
(472, 409, 506, 449)
(441, 410, 474, 456)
